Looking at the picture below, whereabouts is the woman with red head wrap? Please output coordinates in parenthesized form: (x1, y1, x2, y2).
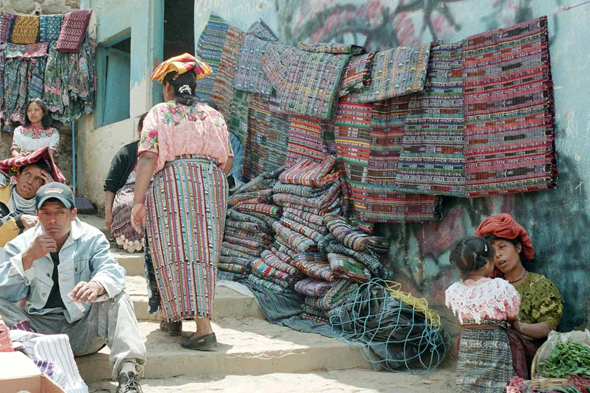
(475, 213, 563, 379)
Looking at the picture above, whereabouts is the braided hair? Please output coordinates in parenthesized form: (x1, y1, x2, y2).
(163, 71, 197, 106)
(449, 236, 494, 277)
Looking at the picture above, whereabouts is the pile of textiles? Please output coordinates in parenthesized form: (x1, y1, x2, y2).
(219, 168, 282, 281)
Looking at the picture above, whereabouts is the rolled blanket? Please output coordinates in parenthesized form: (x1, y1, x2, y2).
(304, 296, 324, 310)
(219, 263, 250, 274)
(227, 210, 271, 229)
(270, 242, 298, 259)
(327, 253, 371, 283)
(292, 253, 336, 282)
(278, 156, 339, 188)
(280, 217, 324, 243)
(221, 246, 257, 260)
(218, 270, 249, 282)
(273, 182, 329, 198)
(233, 203, 282, 218)
(247, 211, 280, 227)
(247, 275, 290, 293)
(219, 255, 253, 267)
(260, 250, 302, 277)
(280, 198, 341, 216)
(324, 213, 389, 253)
(228, 188, 273, 206)
(282, 210, 327, 232)
(252, 259, 297, 288)
(225, 235, 270, 250)
(225, 227, 273, 243)
(273, 181, 341, 211)
(226, 219, 272, 233)
(301, 303, 329, 319)
(295, 277, 335, 297)
(222, 242, 263, 257)
(273, 222, 317, 253)
(320, 279, 359, 310)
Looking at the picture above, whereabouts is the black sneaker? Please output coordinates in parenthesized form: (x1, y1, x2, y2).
(116, 371, 143, 393)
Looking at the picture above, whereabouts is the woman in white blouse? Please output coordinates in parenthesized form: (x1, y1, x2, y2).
(11, 99, 60, 158)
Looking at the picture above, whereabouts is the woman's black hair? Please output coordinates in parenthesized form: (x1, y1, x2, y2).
(483, 234, 530, 264)
(138, 112, 149, 133)
(24, 98, 53, 129)
(449, 236, 494, 277)
(163, 71, 197, 106)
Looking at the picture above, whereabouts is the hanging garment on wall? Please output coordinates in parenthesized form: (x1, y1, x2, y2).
(0, 12, 17, 43)
(462, 16, 557, 197)
(285, 115, 335, 165)
(297, 41, 366, 55)
(228, 89, 250, 145)
(195, 13, 230, 103)
(0, 45, 5, 119)
(39, 14, 64, 43)
(262, 44, 350, 120)
(393, 42, 466, 196)
(248, 20, 279, 41)
(10, 15, 39, 45)
(356, 43, 431, 103)
(339, 52, 376, 97)
(56, 10, 92, 53)
(210, 24, 244, 120)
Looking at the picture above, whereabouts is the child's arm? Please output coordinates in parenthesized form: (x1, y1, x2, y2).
(513, 320, 551, 339)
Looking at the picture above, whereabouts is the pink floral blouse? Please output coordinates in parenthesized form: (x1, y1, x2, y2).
(138, 102, 233, 174)
(445, 277, 521, 324)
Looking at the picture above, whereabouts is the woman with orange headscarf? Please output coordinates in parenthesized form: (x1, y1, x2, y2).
(475, 213, 563, 379)
(131, 54, 233, 350)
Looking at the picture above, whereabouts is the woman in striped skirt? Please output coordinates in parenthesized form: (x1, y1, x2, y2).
(131, 54, 233, 350)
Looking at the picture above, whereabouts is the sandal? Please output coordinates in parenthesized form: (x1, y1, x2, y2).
(180, 333, 217, 351)
(159, 321, 182, 337)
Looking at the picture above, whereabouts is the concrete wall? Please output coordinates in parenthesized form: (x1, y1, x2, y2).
(190, 0, 590, 331)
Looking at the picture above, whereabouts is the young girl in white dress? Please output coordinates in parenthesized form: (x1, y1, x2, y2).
(11, 99, 60, 158)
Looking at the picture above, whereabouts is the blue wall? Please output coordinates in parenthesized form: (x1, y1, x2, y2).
(194, 0, 590, 331)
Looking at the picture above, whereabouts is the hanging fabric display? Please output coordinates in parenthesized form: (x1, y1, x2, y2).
(56, 10, 92, 53)
(195, 13, 230, 103)
(10, 15, 40, 45)
(0, 12, 17, 43)
(39, 14, 64, 43)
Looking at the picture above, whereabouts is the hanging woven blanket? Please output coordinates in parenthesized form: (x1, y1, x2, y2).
(295, 277, 335, 297)
(328, 253, 372, 283)
(232, 202, 282, 218)
(211, 24, 244, 119)
(222, 241, 263, 258)
(339, 52, 376, 97)
(260, 250, 302, 277)
(323, 213, 389, 253)
(219, 263, 250, 274)
(356, 43, 431, 103)
(292, 253, 336, 282)
(273, 181, 341, 211)
(262, 44, 350, 120)
(252, 259, 298, 288)
(39, 14, 64, 43)
(272, 221, 317, 253)
(233, 20, 278, 95)
(279, 156, 339, 188)
(10, 15, 39, 45)
(56, 10, 92, 52)
(284, 115, 335, 165)
(297, 41, 365, 55)
(0, 12, 16, 43)
(279, 217, 324, 243)
(195, 14, 230, 102)
(228, 90, 250, 145)
(394, 43, 465, 196)
(462, 16, 557, 197)
(247, 275, 290, 293)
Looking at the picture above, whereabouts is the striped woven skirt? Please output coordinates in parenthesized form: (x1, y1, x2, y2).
(145, 155, 227, 322)
(456, 328, 514, 393)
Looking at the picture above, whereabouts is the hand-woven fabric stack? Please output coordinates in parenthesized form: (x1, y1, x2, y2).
(218, 169, 282, 282)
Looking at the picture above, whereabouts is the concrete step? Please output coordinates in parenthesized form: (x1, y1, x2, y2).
(126, 276, 265, 321)
(111, 246, 145, 276)
(77, 317, 370, 383)
(79, 214, 111, 239)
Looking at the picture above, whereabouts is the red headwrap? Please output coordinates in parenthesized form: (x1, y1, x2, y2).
(475, 213, 534, 261)
(0, 147, 66, 183)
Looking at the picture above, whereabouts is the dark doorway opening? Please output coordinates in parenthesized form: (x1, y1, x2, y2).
(164, 0, 195, 59)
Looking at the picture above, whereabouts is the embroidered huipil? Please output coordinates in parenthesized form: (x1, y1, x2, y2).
(12, 126, 60, 154)
(139, 101, 233, 174)
(445, 277, 521, 324)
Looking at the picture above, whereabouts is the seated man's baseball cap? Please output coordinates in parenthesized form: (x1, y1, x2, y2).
(36, 182, 76, 209)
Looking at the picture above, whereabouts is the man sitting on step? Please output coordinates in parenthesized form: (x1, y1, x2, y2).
(0, 182, 146, 393)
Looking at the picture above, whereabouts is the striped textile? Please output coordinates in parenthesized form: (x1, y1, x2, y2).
(357, 43, 431, 103)
(295, 277, 335, 297)
(323, 213, 389, 253)
(56, 10, 92, 53)
(327, 253, 371, 283)
(221, 246, 257, 260)
(211, 25, 244, 120)
(227, 209, 271, 229)
(222, 241, 263, 257)
(248, 211, 280, 227)
(279, 198, 340, 216)
(39, 14, 64, 43)
(0, 12, 16, 43)
(247, 275, 291, 293)
(195, 14, 230, 103)
(282, 211, 328, 234)
(232, 202, 282, 218)
(339, 52, 376, 97)
(273, 221, 317, 253)
(225, 227, 273, 243)
(456, 328, 514, 392)
(273, 182, 328, 198)
(111, 184, 145, 251)
(246, 281, 303, 320)
(298, 41, 365, 55)
(285, 115, 335, 165)
(394, 43, 466, 196)
(272, 241, 298, 259)
(224, 235, 269, 250)
(261, 250, 302, 277)
(219, 263, 250, 274)
(319, 279, 359, 310)
(292, 253, 336, 282)
(462, 16, 557, 197)
(228, 189, 273, 205)
(0, 324, 12, 352)
(228, 89, 250, 145)
(226, 219, 270, 233)
(145, 156, 227, 322)
(218, 255, 252, 267)
(233, 34, 275, 95)
(248, 20, 279, 41)
(272, 181, 341, 211)
(262, 44, 350, 120)
(269, 244, 294, 263)
(218, 270, 248, 282)
(10, 15, 39, 45)
(252, 259, 298, 288)
(279, 217, 324, 243)
(278, 156, 339, 188)
(283, 207, 325, 227)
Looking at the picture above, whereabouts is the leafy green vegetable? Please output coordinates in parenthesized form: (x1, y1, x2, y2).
(538, 339, 590, 378)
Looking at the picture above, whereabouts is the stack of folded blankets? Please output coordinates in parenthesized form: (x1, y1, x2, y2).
(218, 169, 282, 282)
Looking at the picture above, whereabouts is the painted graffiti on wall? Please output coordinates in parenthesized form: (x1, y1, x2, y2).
(274, 0, 587, 330)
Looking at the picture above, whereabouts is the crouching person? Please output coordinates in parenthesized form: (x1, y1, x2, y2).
(0, 182, 146, 393)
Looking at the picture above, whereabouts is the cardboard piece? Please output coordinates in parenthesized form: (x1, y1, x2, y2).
(0, 351, 65, 393)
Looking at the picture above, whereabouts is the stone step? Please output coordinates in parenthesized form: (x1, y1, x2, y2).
(77, 317, 370, 383)
(79, 214, 111, 239)
(111, 247, 145, 276)
(126, 276, 265, 321)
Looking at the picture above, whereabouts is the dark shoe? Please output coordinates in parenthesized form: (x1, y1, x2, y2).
(159, 320, 182, 337)
(116, 371, 142, 393)
(180, 333, 217, 351)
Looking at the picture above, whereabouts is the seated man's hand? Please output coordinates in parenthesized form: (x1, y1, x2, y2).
(20, 214, 39, 229)
(22, 235, 58, 270)
(70, 281, 106, 303)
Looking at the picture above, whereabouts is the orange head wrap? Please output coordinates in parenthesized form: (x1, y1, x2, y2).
(475, 213, 534, 261)
(150, 53, 212, 83)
